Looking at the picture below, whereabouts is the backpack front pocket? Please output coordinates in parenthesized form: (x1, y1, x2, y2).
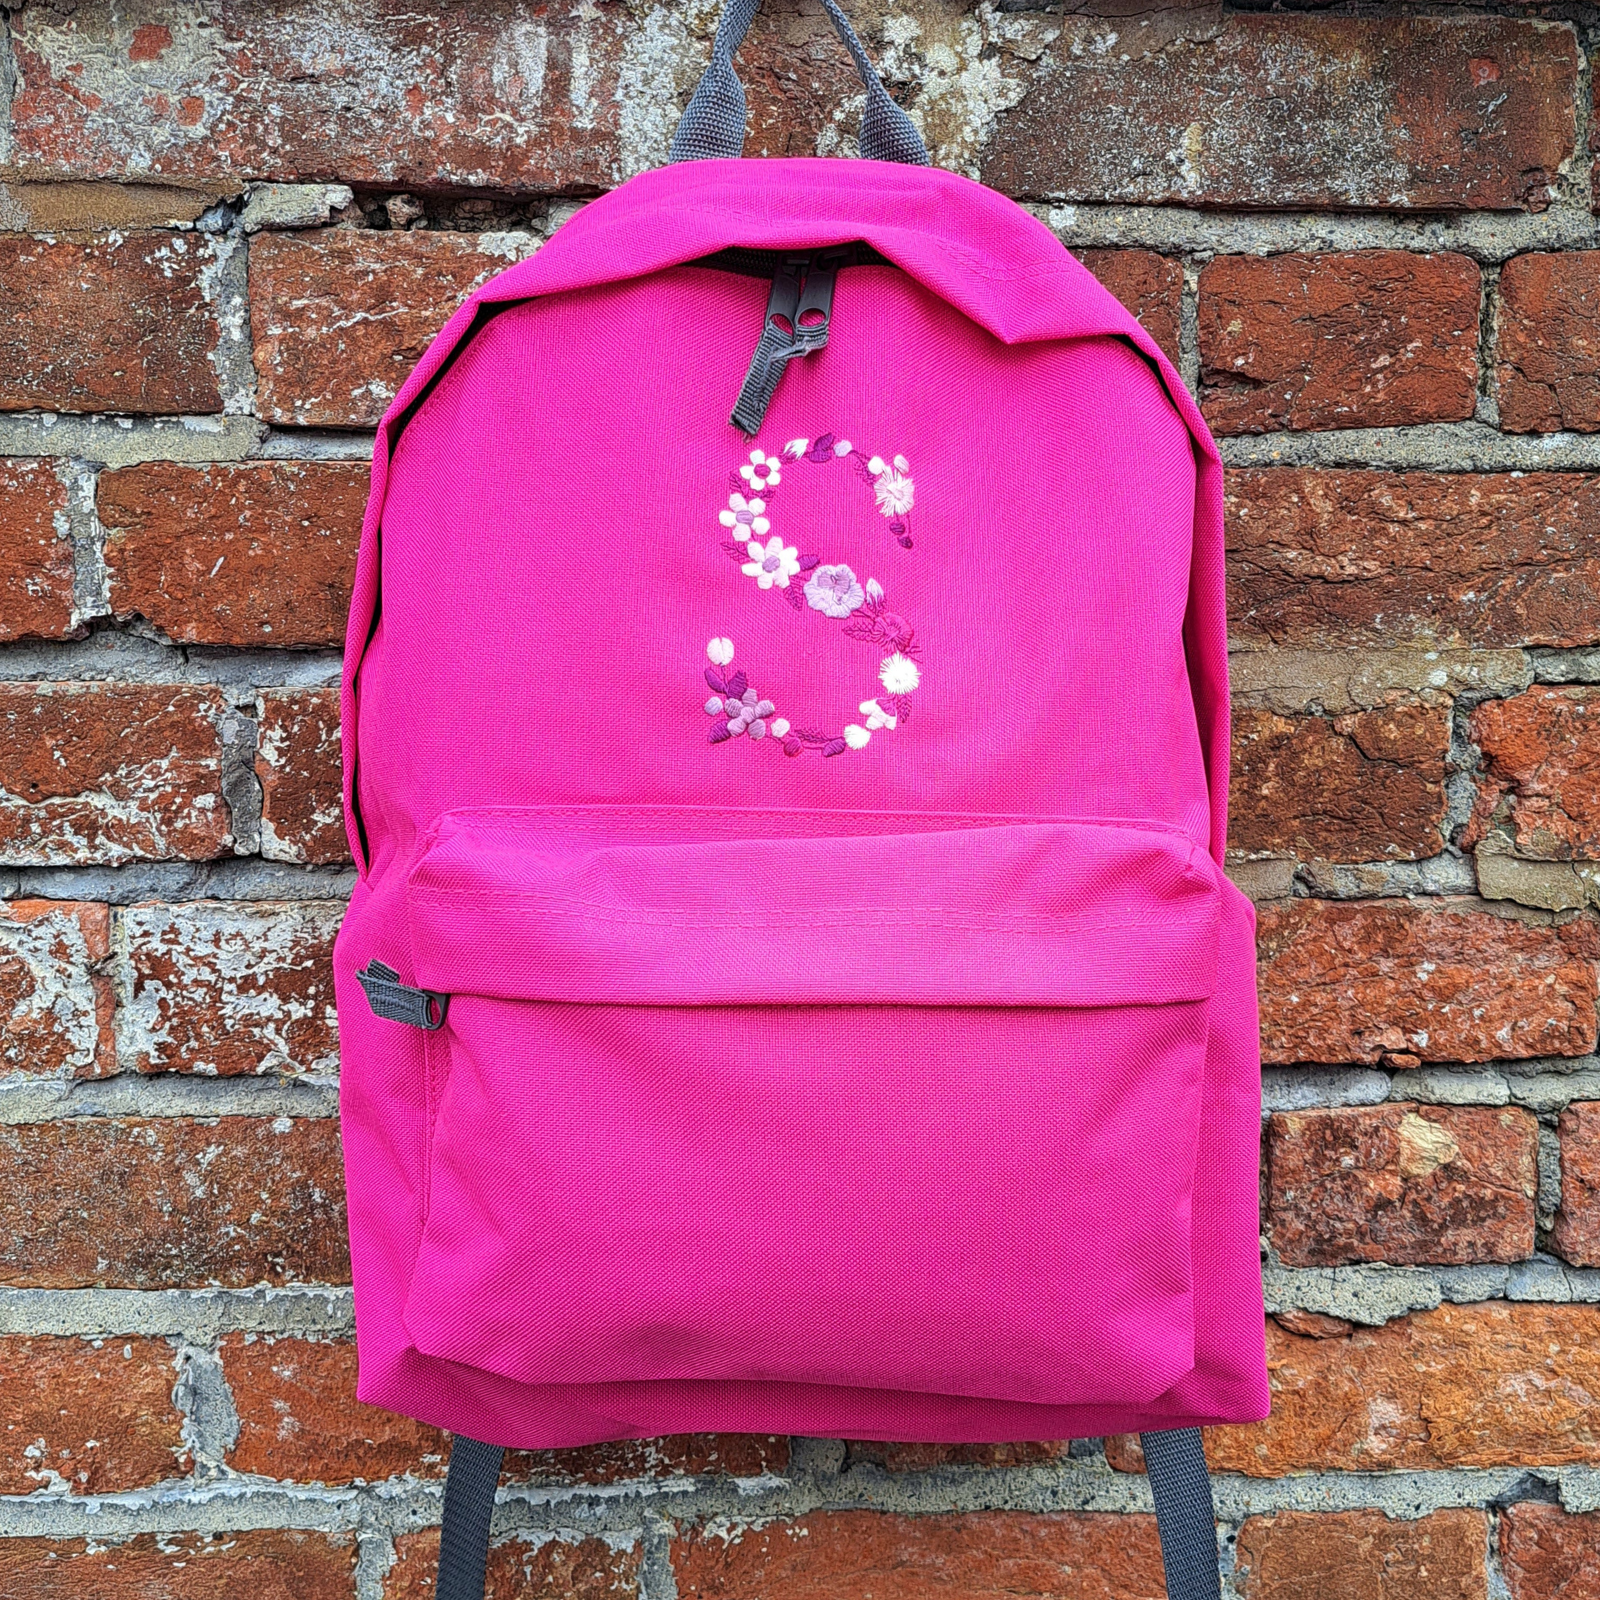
(396, 806, 1220, 1409)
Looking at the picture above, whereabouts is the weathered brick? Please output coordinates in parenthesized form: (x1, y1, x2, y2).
(1236, 1510, 1488, 1600)
(0, 460, 77, 641)
(983, 15, 1576, 211)
(386, 1529, 640, 1600)
(222, 1336, 444, 1483)
(504, 1434, 789, 1487)
(99, 463, 366, 649)
(843, 1439, 1067, 1473)
(0, 901, 113, 1078)
(1267, 1104, 1538, 1267)
(1230, 705, 1450, 863)
(1272, 1310, 1354, 1339)
(1498, 252, 1600, 433)
(1227, 470, 1600, 652)
(1199, 252, 1480, 435)
(1074, 251, 1182, 366)
(1206, 1305, 1600, 1474)
(1552, 1102, 1600, 1268)
(251, 230, 527, 427)
(0, 1117, 348, 1288)
(1469, 688, 1600, 860)
(0, 232, 222, 413)
(0, 1532, 356, 1599)
(672, 1511, 1167, 1600)
(258, 691, 348, 865)
(0, 1335, 185, 1493)
(0, 684, 231, 866)
(113, 900, 341, 1077)
(1501, 1503, 1600, 1600)
(1256, 899, 1599, 1065)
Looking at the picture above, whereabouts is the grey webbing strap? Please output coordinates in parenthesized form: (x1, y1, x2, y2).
(1141, 1428, 1223, 1600)
(669, 0, 929, 166)
(436, 1436, 504, 1600)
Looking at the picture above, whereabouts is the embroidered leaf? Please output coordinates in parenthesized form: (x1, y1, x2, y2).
(783, 583, 804, 610)
(795, 728, 828, 744)
(708, 724, 733, 744)
(726, 670, 748, 698)
(822, 738, 849, 757)
(797, 553, 821, 572)
(842, 619, 883, 643)
(811, 432, 836, 457)
(889, 518, 907, 537)
(898, 532, 914, 549)
(705, 666, 727, 694)
(728, 471, 745, 494)
(721, 539, 748, 563)
(783, 737, 804, 757)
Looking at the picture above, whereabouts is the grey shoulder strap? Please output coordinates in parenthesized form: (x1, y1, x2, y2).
(434, 1428, 1219, 1600)
(669, 0, 930, 166)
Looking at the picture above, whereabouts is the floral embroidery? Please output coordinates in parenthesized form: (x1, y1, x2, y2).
(701, 430, 923, 759)
(720, 493, 769, 539)
(741, 534, 801, 590)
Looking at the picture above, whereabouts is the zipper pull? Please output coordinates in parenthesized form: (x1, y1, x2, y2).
(356, 960, 449, 1030)
(731, 251, 842, 437)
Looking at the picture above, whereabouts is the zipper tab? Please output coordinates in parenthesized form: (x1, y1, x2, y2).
(731, 251, 843, 437)
(356, 960, 450, 1030)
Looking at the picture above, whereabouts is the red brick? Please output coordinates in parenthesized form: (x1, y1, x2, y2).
(504, 1434, 789, 1487)
(1497, 252, 1600, 432)
(1236, 1510, 1488, 1600)
(221, 1336, 445, 1484)
(1256, 899, 1599, 1065)
(0, 460, 77, 641)
(1272, 1310, 1355, 1339)
(1199, 252, 1480, 434)
(1501, 1503, 1600, 1600)
(0, 900, 113, 1078)
(0, 1532, 356, 1599)
(0, 684, 231, 865)
(1230, 705, 1450, 863)
(1469, 687, 1600, 859)
(1552, 1102, 1600, 1267)
(0, 232, 221, 413)
(1227, 470, 1600, 651)
(99, 463, 366, 649)
(1206, 1305, 1600, 1475)
(251, 230, 526, 428)
(258, 691, 348, 865)
(0, 1335, 185, 1493)
(0, 1116, 348, 1288)
(386, 1529, 640, 1599)
(113, 900, 341, 1077)
(982, 15, 1576, 211)
(1074, 251, 1182, 366)
(844, 1439, 1067, 1473)
(1267, 1104, 1538, 1267)
(672, 1511, 1168, 1600)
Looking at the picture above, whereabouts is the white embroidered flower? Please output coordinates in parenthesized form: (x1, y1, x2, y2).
(804, 563, 865, 618)
(880, 653, 920, 696)
(874, 467, 915, 518)
(770, 718, 791, 739)
(706, 638, 735, 666)
(720, 493, 769, 538)
(860, 698, 898, 731)
(783, 438, 809, 460)
(843, 724, 871, 750)
(742, 535, 801, 589)
(740, 449, 782, 491)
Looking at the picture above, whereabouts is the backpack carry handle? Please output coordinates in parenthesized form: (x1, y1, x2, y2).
(669, 0, 930, 166)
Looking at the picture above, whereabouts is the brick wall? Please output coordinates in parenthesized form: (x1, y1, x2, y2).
(2, 2, 1599, 1596)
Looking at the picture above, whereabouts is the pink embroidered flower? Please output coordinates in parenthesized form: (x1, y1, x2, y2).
(860, 698, 898, 731)
(804, 563, 865, 618)
(740, 449, 782, 491)
(725, 687, 777, 738)
(742, 535, 801, 590)
(720, 493, 769, 538)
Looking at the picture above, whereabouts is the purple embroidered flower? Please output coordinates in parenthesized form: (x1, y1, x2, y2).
(803, 562, 865, 619)
(723, 686, 777, 739)
(719, 493, 769, 538)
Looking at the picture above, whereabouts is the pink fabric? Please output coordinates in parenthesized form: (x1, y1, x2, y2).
(335, 157, 1266, 1447)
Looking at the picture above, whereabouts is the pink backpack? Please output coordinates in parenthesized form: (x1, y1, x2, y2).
(335, 4, 1267, 1593)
